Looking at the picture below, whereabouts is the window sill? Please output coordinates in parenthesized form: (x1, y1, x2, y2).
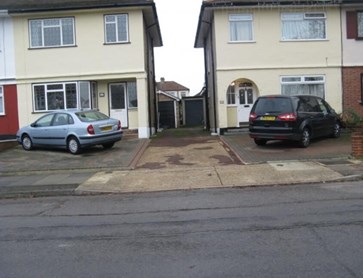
(28, 45, 77, 50)
(228, 41, 256, 44)
(104, 41, 131, 45)
(280, 39, 329, 42)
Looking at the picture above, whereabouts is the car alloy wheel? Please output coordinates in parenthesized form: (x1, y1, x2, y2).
(299, 128, 311, 148)
(22, 134, 33, 151)
(68, 136, 81, 155)
(332, 123, 341, 138)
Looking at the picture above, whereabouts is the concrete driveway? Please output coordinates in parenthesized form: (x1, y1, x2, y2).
(0, 128, 355, 174)
(0, 137, 148, 174)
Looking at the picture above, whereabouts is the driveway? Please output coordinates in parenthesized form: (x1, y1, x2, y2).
(0, 128, 354, 174)
(0, 137, 147, 174)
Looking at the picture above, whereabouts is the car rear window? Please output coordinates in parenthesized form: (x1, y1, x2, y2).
(76, 111, 109, 122)
(253, 97, 293, 114)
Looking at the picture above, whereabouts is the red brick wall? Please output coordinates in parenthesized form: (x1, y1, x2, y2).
(0, 84, 19, 136)
(342, 67, 363, 117)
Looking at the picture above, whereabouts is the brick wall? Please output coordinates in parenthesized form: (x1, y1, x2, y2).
(342, 67, 363, 117)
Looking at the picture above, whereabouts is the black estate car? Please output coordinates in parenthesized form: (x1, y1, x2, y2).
(249, 95, 341, 147)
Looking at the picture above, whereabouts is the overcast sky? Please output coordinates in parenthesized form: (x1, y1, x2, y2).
(154, 0, 205, 95)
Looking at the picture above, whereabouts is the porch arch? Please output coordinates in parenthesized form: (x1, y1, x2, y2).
(226, 78, 259, 128)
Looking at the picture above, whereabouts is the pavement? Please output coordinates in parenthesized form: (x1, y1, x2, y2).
(0, 128, 362, 198)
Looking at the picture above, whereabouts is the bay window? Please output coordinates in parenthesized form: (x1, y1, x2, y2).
(281, 75, 325, 98)
(33, 81, 96, 112)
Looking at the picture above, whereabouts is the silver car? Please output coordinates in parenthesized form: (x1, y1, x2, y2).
(16, 110, 123, 154)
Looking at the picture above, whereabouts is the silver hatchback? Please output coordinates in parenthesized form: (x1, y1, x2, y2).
(16, 110, 123, 154)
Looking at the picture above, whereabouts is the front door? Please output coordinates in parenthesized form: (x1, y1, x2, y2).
(109, 83, 128, 128)
(237, 87, 255, 123)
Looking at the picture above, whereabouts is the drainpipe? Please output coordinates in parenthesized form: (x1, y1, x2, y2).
(210, 27, 218, 135)
(203, 48, 210, 131)
(339, 3, 345, 113)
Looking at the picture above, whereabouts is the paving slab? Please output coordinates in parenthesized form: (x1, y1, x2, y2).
(76, 162, 344, 194)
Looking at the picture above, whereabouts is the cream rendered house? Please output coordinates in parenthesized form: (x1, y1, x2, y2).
(195, 0, 344, 134)
(2, 0, 162, 138)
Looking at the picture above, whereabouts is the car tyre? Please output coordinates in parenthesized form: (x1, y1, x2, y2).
(22, 134, 33, 151)
(102, 142, 115, 149)
(67, 136, 81, 155)
(331, 122, 341, 138)
(299, 128, 311, 148)
(254, 138, 267, 146)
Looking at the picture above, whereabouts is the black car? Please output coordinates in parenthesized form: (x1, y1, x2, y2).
(249, 95, 341, 147)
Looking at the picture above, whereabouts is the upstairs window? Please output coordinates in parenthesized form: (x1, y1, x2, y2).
(0, 86, 4, 115)
(104, 14, 129, 43)
(347, 11, 363, 39)
(29, 18, 75, 48)
(281, 12, 326, 41)
(229, 14, 253, 42)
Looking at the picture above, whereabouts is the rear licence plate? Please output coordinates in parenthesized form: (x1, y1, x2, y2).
(261, 116, 276, 121)
(101, 126, 112, 131)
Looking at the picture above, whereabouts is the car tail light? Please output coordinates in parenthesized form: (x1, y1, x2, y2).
(117, 120, 122, 130)
(249, 113, 257, 121)
(87, 124, 95, 135)
(278, 113, 297, 121)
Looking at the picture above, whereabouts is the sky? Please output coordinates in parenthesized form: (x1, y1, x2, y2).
(153, 0, 205, 95)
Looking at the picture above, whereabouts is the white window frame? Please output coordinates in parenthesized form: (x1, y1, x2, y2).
(227, 85, 236, 106)
(32, 81, 94, 112)
(358, 11, 363, 38)
(0, 86, 4, 115)
(281, 75, 326, 98)
(104, 14, 129, 44)
(29, 17, 75, 48)
(281, 12, 327, 41)
(229, 14, 254, 42)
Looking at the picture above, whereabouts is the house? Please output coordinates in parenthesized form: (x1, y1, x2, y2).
(157, 77, 190, 99)
(342, 3, 363, 117)
(0, 0, 162, 139)
(0, 9, 18, 139)
(156, 78, 189, 128)
(195, 0, 355, 134)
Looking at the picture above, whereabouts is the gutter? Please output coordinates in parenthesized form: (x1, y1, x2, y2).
(7, 2, 154, 14)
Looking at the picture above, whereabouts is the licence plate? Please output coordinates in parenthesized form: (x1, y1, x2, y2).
(261, 116, 276, 121)
(101, 126, 112, 131)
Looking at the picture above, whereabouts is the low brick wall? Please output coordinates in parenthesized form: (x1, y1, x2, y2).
(352, 131, 363, 158)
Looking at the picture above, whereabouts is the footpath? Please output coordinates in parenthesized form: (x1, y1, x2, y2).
(0, 129, 362, 198)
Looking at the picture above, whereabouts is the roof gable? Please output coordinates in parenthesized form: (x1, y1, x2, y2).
(157, 81, 190, 92)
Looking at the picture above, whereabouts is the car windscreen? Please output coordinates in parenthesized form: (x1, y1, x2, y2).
(253, 97, 293, 115)
(76, 111, 109, 122)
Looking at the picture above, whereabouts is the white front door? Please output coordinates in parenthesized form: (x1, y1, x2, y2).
(237, 87, 255, 123)
(109, 83, 128, 128)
